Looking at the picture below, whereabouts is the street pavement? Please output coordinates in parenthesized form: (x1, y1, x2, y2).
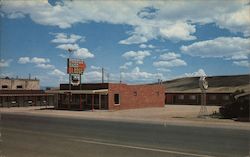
(0, 113, 249, 157)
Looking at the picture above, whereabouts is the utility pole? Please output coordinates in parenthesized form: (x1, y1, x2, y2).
(102, 68, 104, 83)
(119, 69, 122, 83)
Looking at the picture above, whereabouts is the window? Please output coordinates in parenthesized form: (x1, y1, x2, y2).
(2, 85, 8, 89)
(114, 94, 120, 105)
(16, 85, 23, 89)
(223, 95, 229, 100)
(178, 95, 184, 100)
(209, 95, 217, 100)
(133, 91, 137, 96)
(189, 95, 196, 100)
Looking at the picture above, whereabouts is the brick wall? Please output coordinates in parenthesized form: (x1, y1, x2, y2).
(108, 83, 165, 110)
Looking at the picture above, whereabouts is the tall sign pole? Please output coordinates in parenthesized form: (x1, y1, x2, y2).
(67, 51, 86, 110)
(67, 49, 73, 109)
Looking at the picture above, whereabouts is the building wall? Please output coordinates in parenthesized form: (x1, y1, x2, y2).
(165, 93, 232, 105)
(108, 84, 165, 110)
(0, 78, 40, 90)
(0, 92, 54, 107)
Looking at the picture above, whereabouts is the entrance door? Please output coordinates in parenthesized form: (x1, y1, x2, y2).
(101, 95, 108, 110)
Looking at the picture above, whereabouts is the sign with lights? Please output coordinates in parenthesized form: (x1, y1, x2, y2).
(70, 74, 81, 86)
(67, 58, 86, 74)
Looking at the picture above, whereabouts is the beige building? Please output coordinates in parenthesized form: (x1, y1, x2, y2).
(0, 77, 56, 107)
(0, 77, 40, 90)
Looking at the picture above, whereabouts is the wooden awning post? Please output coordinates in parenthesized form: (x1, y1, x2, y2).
(80, 94, 82, 111)
(91, 94, 94, 112)
(99, 94, 101, 110)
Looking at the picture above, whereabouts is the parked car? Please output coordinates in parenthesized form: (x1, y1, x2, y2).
(219, 92, 249, 119)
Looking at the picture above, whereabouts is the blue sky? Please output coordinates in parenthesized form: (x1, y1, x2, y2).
(0, 0, 249, 87)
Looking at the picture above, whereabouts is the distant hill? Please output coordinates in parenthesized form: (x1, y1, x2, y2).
(160, 74, 250, 92)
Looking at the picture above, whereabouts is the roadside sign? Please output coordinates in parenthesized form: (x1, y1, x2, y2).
(67, 58, 86, 74)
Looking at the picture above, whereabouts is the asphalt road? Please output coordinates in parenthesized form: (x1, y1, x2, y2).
(0, 113, 249, 157)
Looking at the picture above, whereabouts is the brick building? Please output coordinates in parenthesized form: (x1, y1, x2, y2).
(47, 83, 165, 110)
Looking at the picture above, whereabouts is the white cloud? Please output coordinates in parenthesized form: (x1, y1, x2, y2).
(49, 69, 65, 76)
(51, 32, 95, 59)
(122, 50, 150, 64)
(159, 22, 196, 41)
(216, 5, 250, 37)
(18, 57, 50, 64)
(2, 1, 249, 43)
(18, 56, 55, 71)
(153, 52, 187, 70)
(119, 35, 148, 45)
(232, 55, 249, 60)
(121, 67, 164, 82)
(18, 57, 30, 64)
(30, 57, 50, 64)
(120, 62, 133, 70)
(153, 59, 187, 68)
(139, 44, 155, 49)
(8, 12, 25, 19)
(184, 69, 207, 77)
(84, 70, 102, 82)
(180, 37, 250, 59)
(17, 56, 67, 82)
(36, 63, 55, 69)
(156, 68, 171, 72)
(74, 48, 94, 59)
(90, 65, 101, 70)
(0, 59, 12, 68)
(233, 60, 250, 67)
(51, 33, 84, 44)
(56, 43, 79, 51)
(159, 52, 181, 60)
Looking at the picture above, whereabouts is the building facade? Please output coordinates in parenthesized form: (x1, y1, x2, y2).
(0, 77, 54, 107)
(0, 77, 39, 90)
(48, 83, 165, 110)
(165, 91, 232, 105)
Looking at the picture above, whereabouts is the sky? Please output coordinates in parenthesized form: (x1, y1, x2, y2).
(0, 0, 249, 87)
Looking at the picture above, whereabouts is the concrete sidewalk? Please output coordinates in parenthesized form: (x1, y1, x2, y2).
(1, 105, 250, 130)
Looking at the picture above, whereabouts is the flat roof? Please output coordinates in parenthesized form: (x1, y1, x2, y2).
(0, 94, 54, 97)
(46, 89, 108, 94)
(165, 91, 233, 94)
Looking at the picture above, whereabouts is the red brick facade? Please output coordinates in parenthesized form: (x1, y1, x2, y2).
(56, 83, 165, 110)
(108, 83, 165, 110)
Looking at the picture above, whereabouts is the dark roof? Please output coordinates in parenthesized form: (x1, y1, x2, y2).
(60, 83, 109, 90)
(0, 90, 45, 94)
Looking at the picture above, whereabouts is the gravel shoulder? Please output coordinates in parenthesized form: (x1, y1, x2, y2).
(1, 105, 250, 130)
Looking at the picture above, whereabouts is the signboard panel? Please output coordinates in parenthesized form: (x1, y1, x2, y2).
(70, 74, 81, 86)
(67, 58, 86, 74)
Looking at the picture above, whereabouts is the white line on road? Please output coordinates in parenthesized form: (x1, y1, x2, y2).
(72, 138, 216, 157)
